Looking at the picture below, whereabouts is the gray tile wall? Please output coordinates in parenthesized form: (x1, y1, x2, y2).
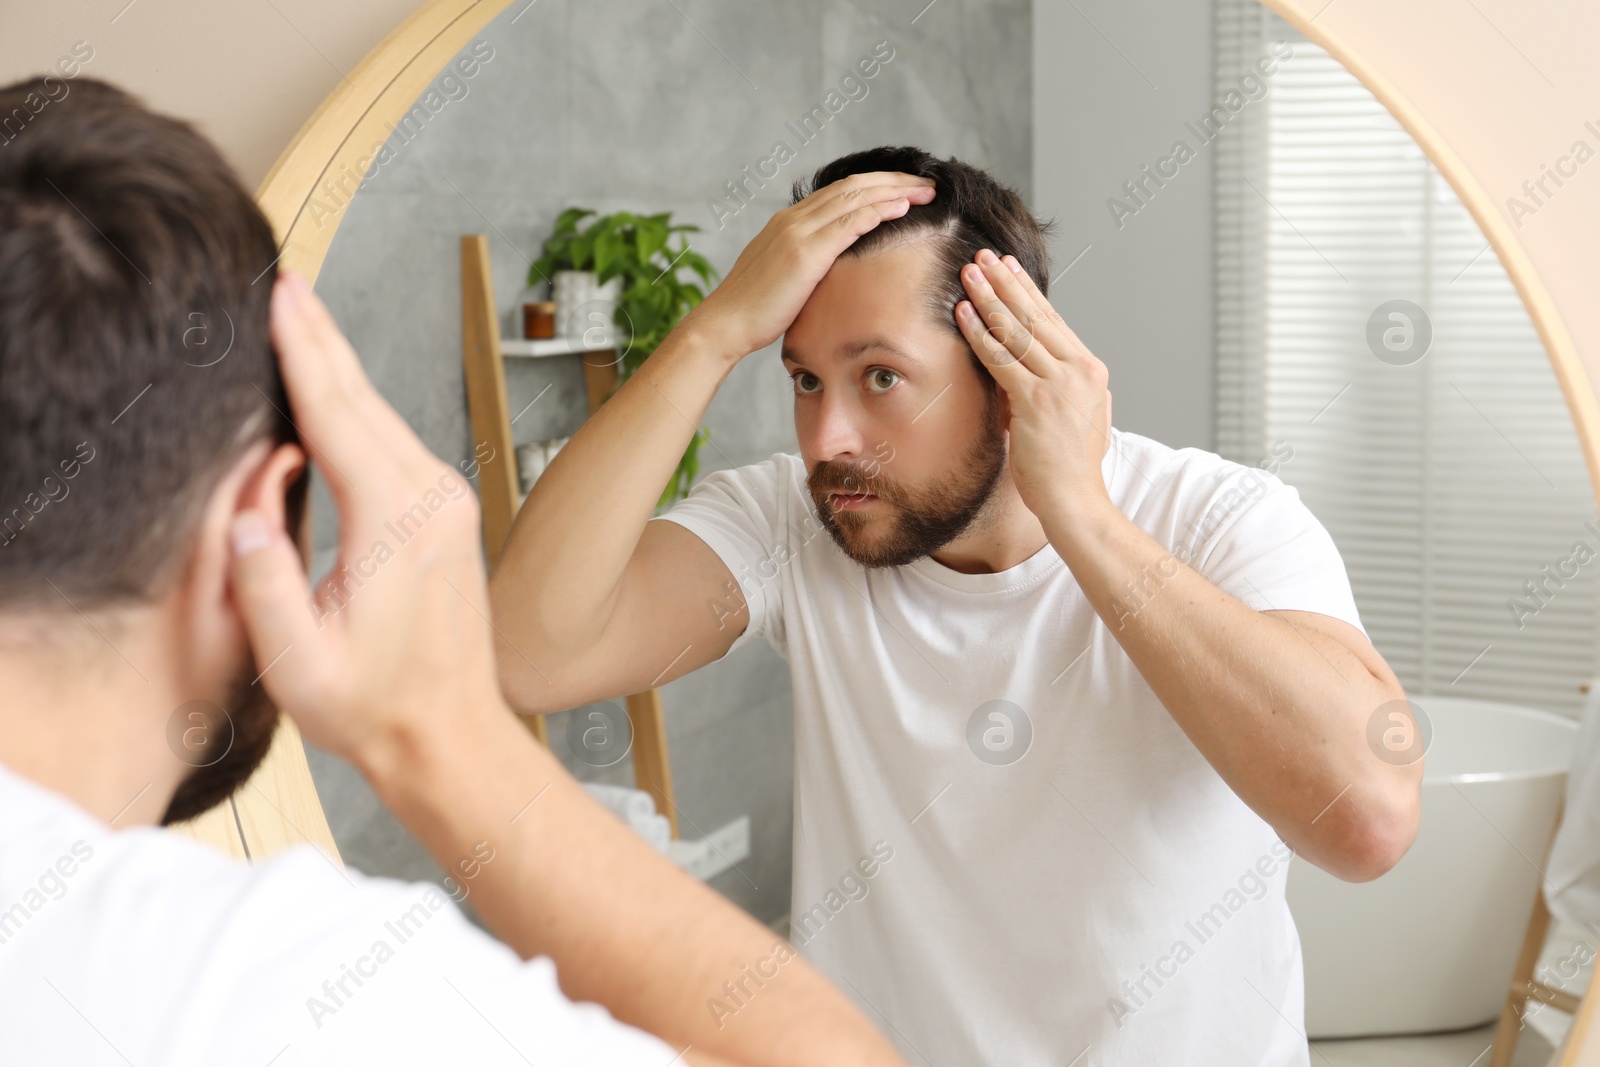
(308, 0, 1031, 926)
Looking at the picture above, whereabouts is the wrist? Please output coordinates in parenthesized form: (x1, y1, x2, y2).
(1040, 489, 1123, 557)
(352, 694, 526, 811)
(670, 303, 751, 371)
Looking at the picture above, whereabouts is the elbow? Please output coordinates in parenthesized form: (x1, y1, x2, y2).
(1331, 679, 1422, 881)
(1329, 780, 1421, 883)
(488, 560, 607, 660)
(495, 650, 549, 716)
(486, 576, 556, 714)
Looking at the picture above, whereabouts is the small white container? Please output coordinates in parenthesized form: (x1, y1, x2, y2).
(552, 269, 593, 338)
(515, 434, 571, 495)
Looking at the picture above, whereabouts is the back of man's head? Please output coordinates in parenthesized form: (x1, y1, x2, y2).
(790, 145, 1056, 357)
(0, 77, 297, 611)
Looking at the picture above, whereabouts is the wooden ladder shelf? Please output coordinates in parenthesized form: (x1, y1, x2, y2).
(458, 233, 677, 837)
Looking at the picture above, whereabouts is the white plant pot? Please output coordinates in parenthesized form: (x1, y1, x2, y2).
(584, 276, 623, 349)
(554, 269, 624, 346)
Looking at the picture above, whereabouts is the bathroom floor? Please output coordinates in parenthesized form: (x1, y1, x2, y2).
(1310, 1022, 1555, 1066)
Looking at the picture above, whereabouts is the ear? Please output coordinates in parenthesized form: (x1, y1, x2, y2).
(189, 436, 308, 589)
(235, 440, 309, 539)
(172, 438, 308, 697)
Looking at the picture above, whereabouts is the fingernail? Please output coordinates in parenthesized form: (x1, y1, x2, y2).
(231, 511, 273, 557)
(1004, 255, 1023, 273)
(978, 249, 999, 265)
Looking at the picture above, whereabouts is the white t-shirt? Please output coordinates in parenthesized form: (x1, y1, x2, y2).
(0, 760, 677, 1065)
(653, 426, 1366, 1067)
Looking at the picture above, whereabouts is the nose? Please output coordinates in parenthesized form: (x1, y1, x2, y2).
(803, 387, 870, 466)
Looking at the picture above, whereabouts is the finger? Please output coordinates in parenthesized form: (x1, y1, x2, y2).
(811, 196, 919, 252)
(959, 262, 1051, 374)
(268, 275, 435, 500)
(976, 254, 1070, 362)
(271, 272, 371, 399)
(227, 508, 328, 709)
(286, 278, 441, 469)
(797, 171, 935, 229)
(954, 299, 1031, 392)
(820, 170, 936, 203)
(998, 254, 1094, 362)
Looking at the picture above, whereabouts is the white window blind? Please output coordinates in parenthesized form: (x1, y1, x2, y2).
(1213, 1, 1599, 717)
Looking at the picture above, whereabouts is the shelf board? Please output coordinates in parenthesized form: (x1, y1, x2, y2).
(501, 337, 616, 359)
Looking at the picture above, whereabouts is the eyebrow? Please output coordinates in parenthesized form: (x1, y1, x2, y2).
(780, 337, 920, 366)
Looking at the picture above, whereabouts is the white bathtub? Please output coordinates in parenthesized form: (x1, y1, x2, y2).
(1286, 695, 1578, 1038)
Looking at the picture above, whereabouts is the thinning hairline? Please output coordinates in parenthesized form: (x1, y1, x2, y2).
(778, 221, 965, 367)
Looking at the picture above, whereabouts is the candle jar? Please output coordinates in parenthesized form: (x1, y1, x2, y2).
(522, 300, 556, 340)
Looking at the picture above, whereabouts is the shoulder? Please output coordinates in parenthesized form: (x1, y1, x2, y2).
(1109, 427, 1274, 509)
(686, 451, 805, 495)
(0, 772, 671, 1063)
(1106, 429, 1311, 558)
(663, 451, 809, 525)
(52, 819, 451, 962)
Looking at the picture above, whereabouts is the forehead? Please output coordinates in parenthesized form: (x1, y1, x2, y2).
(783, 242, 948, 360)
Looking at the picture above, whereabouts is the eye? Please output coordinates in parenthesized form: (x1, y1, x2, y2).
(866, 367, 900, 393)
(791, 370, 821, 394)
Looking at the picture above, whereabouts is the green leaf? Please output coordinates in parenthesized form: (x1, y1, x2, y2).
(636, 219, 669, 264)
(568, 235, 593, 270)
(529, 204, 722, 505)
(554, 207, 594, 235)
(594, 228, 625, 277)
(680, 251, 717, 285)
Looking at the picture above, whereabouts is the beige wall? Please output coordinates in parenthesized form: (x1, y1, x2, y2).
(0, 0, 422, 190)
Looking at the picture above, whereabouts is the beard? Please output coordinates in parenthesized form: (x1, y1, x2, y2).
(160, 463, 303, 827)
(161, 658, 281, 827)
(807, 384, 1008, 569)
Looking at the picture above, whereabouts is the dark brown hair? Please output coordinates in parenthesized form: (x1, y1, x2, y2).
(790, 145, 1056, 385)
(0, 77, 300, 610)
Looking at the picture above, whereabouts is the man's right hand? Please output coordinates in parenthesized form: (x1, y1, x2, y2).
(226, 270, 506, 781)
(685, 171, 936, 357)
(229, 271, 910, 1067)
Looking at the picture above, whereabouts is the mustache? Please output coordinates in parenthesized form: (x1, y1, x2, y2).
(809, 462, 890, 500)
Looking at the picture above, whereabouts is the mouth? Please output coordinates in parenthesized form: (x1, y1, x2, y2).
(828, 492, 878, 511)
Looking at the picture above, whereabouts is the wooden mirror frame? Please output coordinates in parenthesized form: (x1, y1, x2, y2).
(223, 1, 1600, 1059)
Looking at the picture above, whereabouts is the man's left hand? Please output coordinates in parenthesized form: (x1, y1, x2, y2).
(954, 249, 1114, 518)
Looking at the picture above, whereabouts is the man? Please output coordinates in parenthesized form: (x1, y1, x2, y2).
(0, 77, 908, 1067)
(489, 145, 1423, 1064)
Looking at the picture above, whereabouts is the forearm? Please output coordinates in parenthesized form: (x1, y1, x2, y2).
(363, 703, 906, 1067)
(489, 316, 741, 656)
(1043, 497, 1416, 878)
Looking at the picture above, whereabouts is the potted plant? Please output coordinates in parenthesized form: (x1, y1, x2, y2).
(529, 208, 719, 509)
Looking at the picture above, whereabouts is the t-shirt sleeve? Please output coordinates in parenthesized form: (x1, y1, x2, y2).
(1183, 467, 1368, 637)
(649, 455, 791, 658)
